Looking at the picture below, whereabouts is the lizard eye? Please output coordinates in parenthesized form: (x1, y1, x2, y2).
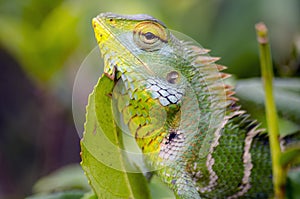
(133, 22, 168, 51)
(143, 32, 157, 43)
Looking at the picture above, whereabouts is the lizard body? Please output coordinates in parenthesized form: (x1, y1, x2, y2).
(92, 13, 285, 198)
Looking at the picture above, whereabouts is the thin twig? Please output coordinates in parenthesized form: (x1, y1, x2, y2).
(255, 22, 286, 199)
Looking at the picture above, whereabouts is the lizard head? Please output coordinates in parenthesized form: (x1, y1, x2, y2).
(92, 12, 229, 108)
(92, 12, 188, 82)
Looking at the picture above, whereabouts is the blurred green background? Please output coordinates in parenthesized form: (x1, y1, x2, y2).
(0, 0, 299, 198)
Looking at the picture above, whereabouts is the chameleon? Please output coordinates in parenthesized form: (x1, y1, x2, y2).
(92, 12, 298, 198)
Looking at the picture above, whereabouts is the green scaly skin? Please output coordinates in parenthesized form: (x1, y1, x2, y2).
(92, 13, 276, 198)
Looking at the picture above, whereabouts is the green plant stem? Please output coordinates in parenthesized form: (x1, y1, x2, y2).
(255, 22, 286, 199)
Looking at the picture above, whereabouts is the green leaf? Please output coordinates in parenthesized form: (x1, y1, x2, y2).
(149, 176, 175, 199)
(236, 78, 300, 122)
(81, 191, 98, 199)
(25, 191, 85, 199)
(287, 169, 300, 199)
(235, 78, 300, 136)
(32, 164, 90, 194)
(26, 164, 95, 199)
(81, 75, 151, 199)
(280, 147, 300, 168)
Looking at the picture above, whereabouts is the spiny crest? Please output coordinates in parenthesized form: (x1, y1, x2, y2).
(183, 42, 238, 108)
(184, 43, 267, 137)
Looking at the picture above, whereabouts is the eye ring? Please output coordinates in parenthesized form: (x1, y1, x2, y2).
(133, 22, 168, 51)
